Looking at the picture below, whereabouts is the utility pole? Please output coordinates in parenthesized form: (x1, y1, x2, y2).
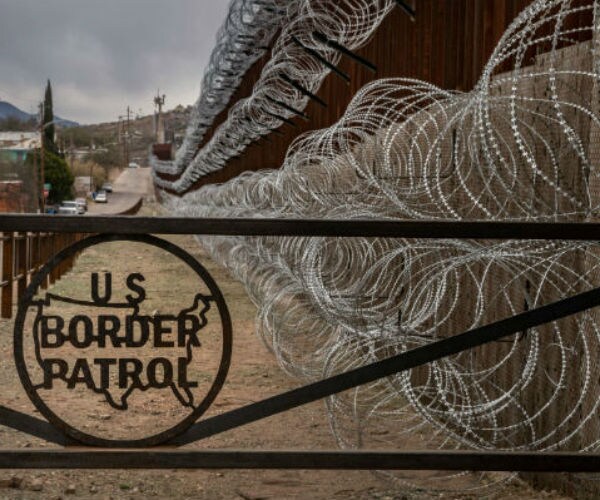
(69, 135, 74, 173)
(117, 116, 123, 144)
(126, 105, 131, 167)
(118, 115, 124, 168)
(39, 102, 45, 212)
(154, 91, 166, 143)
(33, 133, 39, 213)
(89, 138, 94, 193)
(120, 106, 132, 168)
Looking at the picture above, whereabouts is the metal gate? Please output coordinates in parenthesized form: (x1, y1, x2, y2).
(0, 213, 598, 471)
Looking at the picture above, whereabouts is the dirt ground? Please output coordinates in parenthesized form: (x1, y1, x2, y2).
(0, 201, 572, 499)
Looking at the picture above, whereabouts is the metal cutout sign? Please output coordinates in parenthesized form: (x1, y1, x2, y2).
(13, 234, 232, 447)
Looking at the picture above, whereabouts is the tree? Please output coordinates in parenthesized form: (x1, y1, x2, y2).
(44, 151, 74, 202)
(43, 80, 58, 154)
(0, 116, 36, 132)
(26, 150, 73, 204)
(90, 145, 121, 169)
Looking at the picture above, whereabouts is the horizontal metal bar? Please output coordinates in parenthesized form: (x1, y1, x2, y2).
(173, 286, 600, 445)
(2, 215, 600, 239)
(0, 449, 598, 471)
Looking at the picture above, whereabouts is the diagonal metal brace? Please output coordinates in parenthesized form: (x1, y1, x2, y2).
(313, 32, 377, 73)
(290, 35, 351, 83)
(279, 72, 327, 107)
(172, 286, 600, 445)
(394, 0, 416, 21)
(264, 95, 310, 120)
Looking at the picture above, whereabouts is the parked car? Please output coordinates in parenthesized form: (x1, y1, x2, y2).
(57, 205, 79, 215)
(61, 200, 85, 215)
(128, 162, 139, 169)
(101, 182, 113, 193)
(75, 197, 88, 212)
(95, 190, 108, 203)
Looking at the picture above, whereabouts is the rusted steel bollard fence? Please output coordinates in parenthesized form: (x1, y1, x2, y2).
(0, 232, 84, 319)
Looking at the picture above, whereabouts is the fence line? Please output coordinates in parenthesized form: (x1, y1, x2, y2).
(0, 232, 84, 319)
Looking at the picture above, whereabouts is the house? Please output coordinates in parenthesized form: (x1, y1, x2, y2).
(0, 131, 40, 163)
(74, 176, 93, 195)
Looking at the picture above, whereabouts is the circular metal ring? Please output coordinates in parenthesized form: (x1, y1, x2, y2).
(14, 233, 232, 448)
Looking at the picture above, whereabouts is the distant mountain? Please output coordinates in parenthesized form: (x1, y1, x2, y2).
(0, 101, 79, 128)
(54, 116, 80, 128)
(0, 101, 31, 122)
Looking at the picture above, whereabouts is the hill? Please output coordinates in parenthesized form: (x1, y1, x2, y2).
(62, 105, 192, 165)
(0, 100, 78, 128)
(0, 101, 31, 122)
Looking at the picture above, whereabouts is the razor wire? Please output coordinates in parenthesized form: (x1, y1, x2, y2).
(150, 0, 295, 178)
(162, 0, 600, 493)
(152, 0, 395, 192)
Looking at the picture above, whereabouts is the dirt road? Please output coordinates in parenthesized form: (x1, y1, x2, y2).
(86, 168, 152, 215)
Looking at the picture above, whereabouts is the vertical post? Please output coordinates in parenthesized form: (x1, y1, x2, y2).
(40, 233, 49, 290)
(57, 234, 69, 280)
(64, 234, 73, 274)
(57, 234, 65, 281)
(1, 234, 13, 319)
(26, 233, 32, 285)
(17, 234, 27, 301)
(35, 233, 41, 272)
(49, 234, 57, 285)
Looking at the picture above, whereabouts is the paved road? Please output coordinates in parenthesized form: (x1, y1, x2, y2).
(87, 167, 152, 215)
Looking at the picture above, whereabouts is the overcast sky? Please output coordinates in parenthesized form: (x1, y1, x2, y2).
(0, 0, 230, 124)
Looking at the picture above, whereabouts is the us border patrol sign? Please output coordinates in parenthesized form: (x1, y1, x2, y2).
(14, 234, 232, 447)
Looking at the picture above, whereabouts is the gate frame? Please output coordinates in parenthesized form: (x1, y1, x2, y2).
(0, 213, 599, 471)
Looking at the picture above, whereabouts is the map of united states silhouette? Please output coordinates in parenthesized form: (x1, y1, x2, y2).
(31, 288, 212, 410)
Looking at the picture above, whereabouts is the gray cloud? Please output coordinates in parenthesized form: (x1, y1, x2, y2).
(0, 0, 230, 123)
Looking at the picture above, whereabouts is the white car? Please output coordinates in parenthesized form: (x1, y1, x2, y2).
(57, 206, 79, 215)
(128, 162, 139, 168)
(75, 197, 87, 212)
(61, 200, 85, 215)
(95, 191, 108, 203)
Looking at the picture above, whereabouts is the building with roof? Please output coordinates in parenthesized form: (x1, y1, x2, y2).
(0, 131, 40, 163)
